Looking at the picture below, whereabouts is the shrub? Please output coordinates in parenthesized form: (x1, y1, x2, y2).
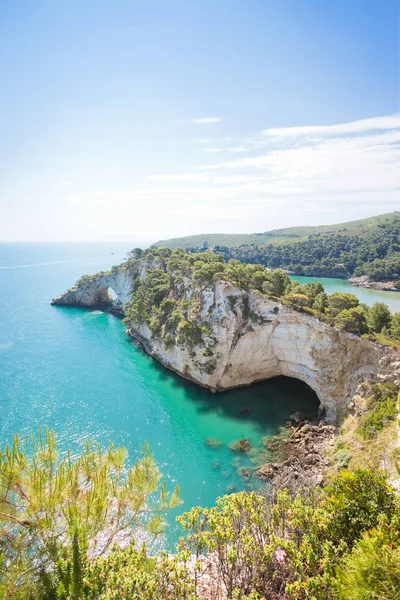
(0, 430, 180, 599)
(336, 523, 400, 599)
(83, 543, 196, 600)
(356, 382, 398, 440)
(367, 302, 392, 333)
(335, 306, 368, 334)
(202, 347, 213, 357)
(322, 470, 398, 548)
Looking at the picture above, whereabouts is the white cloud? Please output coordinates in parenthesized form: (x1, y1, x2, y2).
(196, 138, 211, 144)
(64, 114, 400, 240)
(201, 146, 247, 154)
(191, 117, 222, 124)
(148, 173, 212, 182)
(261, 114, 400, 138)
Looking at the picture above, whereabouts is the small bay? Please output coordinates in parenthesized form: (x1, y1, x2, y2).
(1, 244, 399, 545)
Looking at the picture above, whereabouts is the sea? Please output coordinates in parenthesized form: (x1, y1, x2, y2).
(1, 242, 399, 546)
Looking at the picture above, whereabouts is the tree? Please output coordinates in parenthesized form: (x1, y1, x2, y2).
(336, 524, 400, 599)
(268, 269, 290, 297)
(390, 312, 400, 339)
(335, 306, 368, 335)
(327, 292, 359, 316)
(313, 292, 328, 313)
(367, 302, 392, 333)
(303, 282, 324, 302)
(130, 248, 143, 258)
(284, 293, 310, 308)
(0, 429, 180, 599)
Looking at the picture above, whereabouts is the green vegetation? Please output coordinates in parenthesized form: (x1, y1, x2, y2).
(154, 211, 399, 249)
(330, 383, 399, 477)
(356, 382, 398, 440)
(119, 246, 400, 350)
(0, 429, 180, 599)
(75, 272, 110, 287)
(154, 212, 400, 282)
(2, 430, 399, 599)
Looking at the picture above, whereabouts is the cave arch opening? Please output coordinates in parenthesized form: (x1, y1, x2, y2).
(93, 285, 118, 306)
(108, 287, 118, 301)
(204, 375, 321, 431)
(256, 375, 321, 422)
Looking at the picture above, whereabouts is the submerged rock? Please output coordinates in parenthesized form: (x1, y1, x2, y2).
(257, 422, 337, 491)
(205, 437, 223, 448)
(229, 439, 251, 452)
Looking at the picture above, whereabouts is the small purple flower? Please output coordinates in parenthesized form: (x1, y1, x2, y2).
(275, 547, 286, 562)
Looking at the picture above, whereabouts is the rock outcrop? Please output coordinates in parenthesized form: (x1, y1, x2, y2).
(51, 260, 397, 424)
(347, 275, 400, 292)
(257, 422, 337, 490)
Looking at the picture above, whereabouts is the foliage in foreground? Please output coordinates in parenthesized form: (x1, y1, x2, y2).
(1, 432, 399, 599)
(0, 429, 180, 599)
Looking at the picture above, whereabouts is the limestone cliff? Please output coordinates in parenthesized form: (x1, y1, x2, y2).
(51, 255, 398, 424)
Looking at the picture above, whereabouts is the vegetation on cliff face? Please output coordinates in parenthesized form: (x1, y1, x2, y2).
(120, 247, 400, 349)
(1, 430, 399, 600)
(331, 384, 400, 475)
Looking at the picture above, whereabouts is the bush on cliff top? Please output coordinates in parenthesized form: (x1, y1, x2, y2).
(81, 246, 400, 348)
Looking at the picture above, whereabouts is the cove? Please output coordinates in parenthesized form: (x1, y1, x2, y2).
(1, 243, 398, 546)
(292, 275, 400, 314)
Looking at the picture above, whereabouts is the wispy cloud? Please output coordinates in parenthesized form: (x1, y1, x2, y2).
(191, 117, 222, 124)
(227, 146, 247, 153)
(202, 146, 248, 154)
(65, 114, 400, 237)
(196, 138, 212, 144)
(261, 114, 400, 138)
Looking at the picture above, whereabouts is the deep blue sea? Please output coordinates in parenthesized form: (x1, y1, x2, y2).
(1, 243, 399, 546)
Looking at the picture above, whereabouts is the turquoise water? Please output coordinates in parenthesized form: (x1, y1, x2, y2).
(293, 275, 400, 314)
(1, 244, 399, 546)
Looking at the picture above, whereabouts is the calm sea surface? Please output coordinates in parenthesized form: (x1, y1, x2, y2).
(1, 243, 399, 546)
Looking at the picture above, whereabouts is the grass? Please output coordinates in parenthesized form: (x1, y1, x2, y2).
(362, 333, 400, 350)
(329, 383, 399, 477)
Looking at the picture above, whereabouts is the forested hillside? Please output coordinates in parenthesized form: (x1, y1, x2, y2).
(155, 213, 400, 281)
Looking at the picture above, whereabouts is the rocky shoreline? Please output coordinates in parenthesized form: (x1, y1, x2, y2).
(257, 421, 337, 491)
(347, 275, 400, 292)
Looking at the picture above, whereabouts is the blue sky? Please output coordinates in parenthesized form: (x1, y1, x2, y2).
(0, 0, 399, 242)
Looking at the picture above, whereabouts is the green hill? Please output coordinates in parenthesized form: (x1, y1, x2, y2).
(153, 212, 400, 281)
(153, 212, 400, 250)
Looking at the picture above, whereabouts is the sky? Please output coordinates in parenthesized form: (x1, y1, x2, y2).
(0, 0, 399, 243)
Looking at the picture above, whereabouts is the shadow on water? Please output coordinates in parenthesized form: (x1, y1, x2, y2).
(126, 337, 320, 428)
(55, 306, 320, 430)
(50, 306, 321, 548)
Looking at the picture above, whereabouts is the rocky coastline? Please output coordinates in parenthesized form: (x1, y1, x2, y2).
(256, 421, 337, 491)
(51, 258, 394, 424)
(347, 275, 400, 292)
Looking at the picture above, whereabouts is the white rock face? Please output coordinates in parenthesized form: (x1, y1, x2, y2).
(52, 269, 394, 423)
(51, 267, 135, 310)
